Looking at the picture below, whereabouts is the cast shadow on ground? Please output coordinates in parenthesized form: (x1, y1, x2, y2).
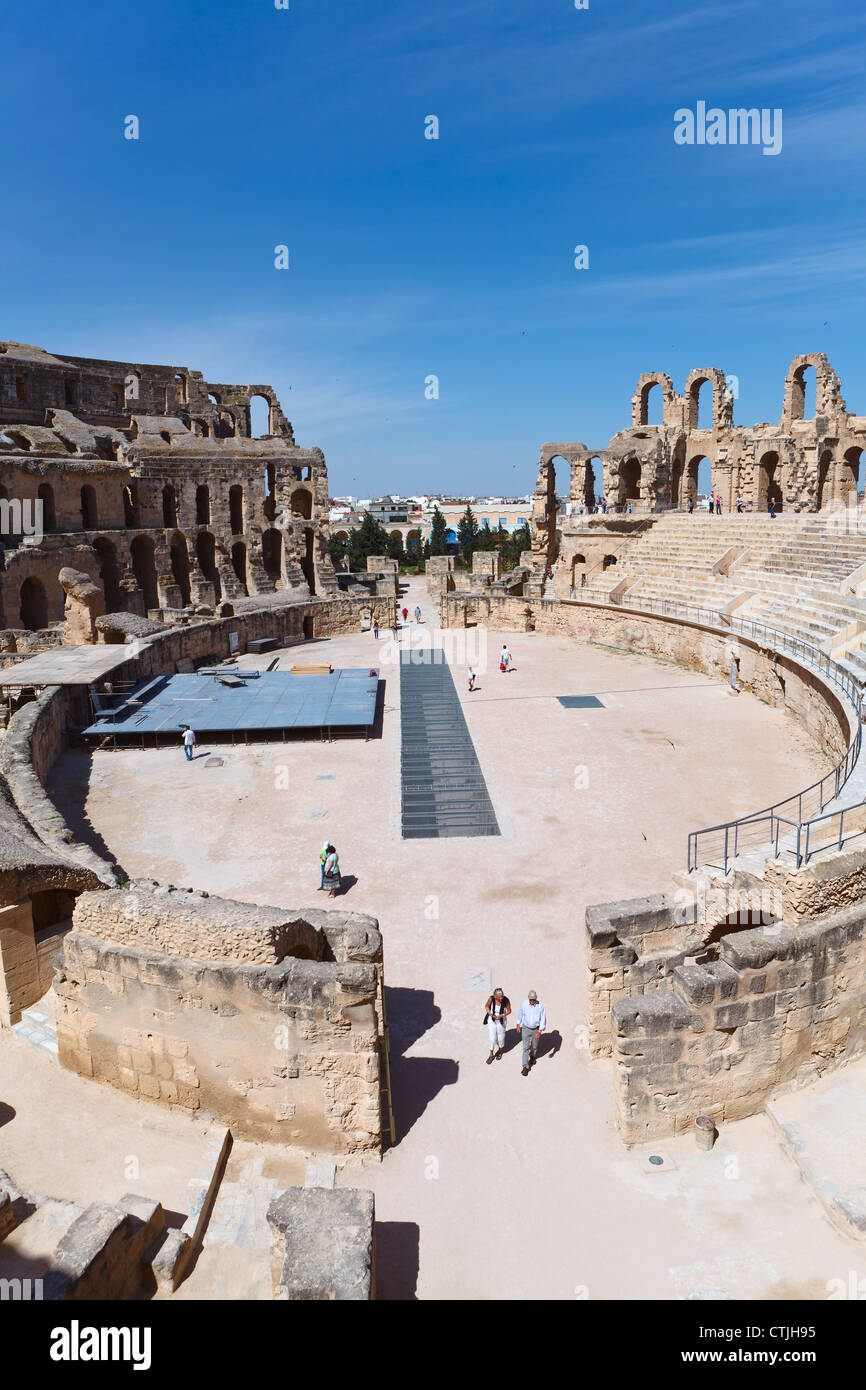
(384, 987, 457, 1143)
(374, 1221, 420, 1300)
(333, 873, 358, 896)
(501, 1027, 563, 1060)
(46, 746, 124, 872)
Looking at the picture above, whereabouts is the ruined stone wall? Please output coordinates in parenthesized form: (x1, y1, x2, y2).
(56, 888, 385, 1152)
(609, 898, 866, 1143)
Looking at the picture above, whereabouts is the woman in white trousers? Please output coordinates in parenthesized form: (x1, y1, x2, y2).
(485, 988, 511, 1064)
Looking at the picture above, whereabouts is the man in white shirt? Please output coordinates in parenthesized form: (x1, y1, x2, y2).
(500, 644, 511, 673)
(182, 726, 196, 761)
(516, 990, 547, 1075)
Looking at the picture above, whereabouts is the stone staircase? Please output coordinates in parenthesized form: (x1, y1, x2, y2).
(11, 990, 58, 1064)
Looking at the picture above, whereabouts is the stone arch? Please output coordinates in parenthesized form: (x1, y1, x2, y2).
(757, 450, 782, 512)
(195, 531, 221, 602)
(602, 554, 617, 570)
(685, 368, 729, 431)
(131, 534, 159, 611)
(19, 575, 47, 630)
(37, 482, 56, 532)
(248, 395, 272, 438)
(92, 536, 122, 611)
(219, 411, 236, 439)
(290, 487, 313, 521)
(261, 527, 282, 584)
(633, 373, 674, 428)
(617, 456, 642, 505)
(229, 484, 244, 536)
(169, 531, 191, 607)
(686, 455, 711, 507)
(80, 484, 98, 529)
(195, 484, 210, 526)
(231, 541, 249, 595)
(162, 483, 178, 529)
(582, 456, 604, 509)
(334, 529, 349, 543)
(783, 353, 846, 425)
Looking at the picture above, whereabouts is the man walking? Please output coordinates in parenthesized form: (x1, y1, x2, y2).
(182, 725, 196, 761)
(500, 643, 511, 673)
(414, 605, 421, 623)
(516, 989, 547, 1076)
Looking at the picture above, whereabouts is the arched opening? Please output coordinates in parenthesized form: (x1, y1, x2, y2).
(162, 484, 178, 529)
(688, 378, 715, 431)
(640, 383, 664, 427)
(195, 484, 210, 526)
(618, 457, 641, 505)
(300, 465, 312, 482)
(602, 554, 617, 570)
(264, 463, 276, 523)
(131, 535, 159, 612)
(842, 447, 865, 504)
(406, 528, 421, 558)
(175, 374, 188, 405)
(757, 451, 782, 512)
(195, 531, 222, 602)
(791, 365, 816, 421)
(37, 483, 56, 532)
(231, 541, 249, 595)
(229, 485, 244, 535)
(290, 487, 312, 521)
(19, 576, 47, 630)
(208, 392, 221, 407)
(685, 456, 711, 507)
(301, 528, 316, 594)
(262, 528, 282, 584)
(816, 450, 833, 511)
(219, 412, 236, 439)
(122, 484, 139, 528)
(249, 395, 271, 438)
(93, 537, 122, 611)
(80, 485, 98, 529)
(583, 457, 603, 509)
(170, 532, 191, 607)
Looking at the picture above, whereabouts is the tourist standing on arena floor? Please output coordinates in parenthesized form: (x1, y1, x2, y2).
(484, 987, 511, 1064)
(373, 618, 379, 640)
(516, 990, 546, 1075)
(182, 725, 196, 760)
(322, 843, 342, 897)
(468, 667, 476, 692)
(500, 643, 511, 673)
(402, 606, 408, 622)
(317, 840, 331, 890)
(414, 605, 421, 623)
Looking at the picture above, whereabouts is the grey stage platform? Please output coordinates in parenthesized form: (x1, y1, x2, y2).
(83, 668, 380, 744)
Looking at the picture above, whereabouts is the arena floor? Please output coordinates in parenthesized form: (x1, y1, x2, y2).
(35, 579, 866, 1300)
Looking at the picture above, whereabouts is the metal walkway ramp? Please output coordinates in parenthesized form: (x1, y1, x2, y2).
(400, 649, 500, 839)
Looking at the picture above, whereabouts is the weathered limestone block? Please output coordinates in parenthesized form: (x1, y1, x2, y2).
(59, 567, 104, 645)
(267, 1187, 375, 1300)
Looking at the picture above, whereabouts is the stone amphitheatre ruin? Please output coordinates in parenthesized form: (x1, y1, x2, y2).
(3, 342, 866, 1299)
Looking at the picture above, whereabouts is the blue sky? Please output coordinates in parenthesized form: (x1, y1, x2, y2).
(2, 0, 865, 496)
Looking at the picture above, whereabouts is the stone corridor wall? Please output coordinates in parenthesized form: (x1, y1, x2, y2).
(55, 887, 385, 1152)
(607, 897, 866, 1143)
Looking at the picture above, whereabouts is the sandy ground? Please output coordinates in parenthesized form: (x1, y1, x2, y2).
(31, 577, 866, 1299)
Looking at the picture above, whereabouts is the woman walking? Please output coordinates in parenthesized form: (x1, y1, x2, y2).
(322, 843, 342, 898)
(484, 987, 511, 1064)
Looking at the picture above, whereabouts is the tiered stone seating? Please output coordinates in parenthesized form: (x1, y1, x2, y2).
(569, 512, 866, 681)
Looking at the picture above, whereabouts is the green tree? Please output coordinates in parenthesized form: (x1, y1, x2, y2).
(347, 511, 390, 572)
(500, 523, 531, 573)
(457, 505, 479, 563)
(327, 535, 347, 566)
(429, 506, 449, 556)
(475, 520, 495, 552)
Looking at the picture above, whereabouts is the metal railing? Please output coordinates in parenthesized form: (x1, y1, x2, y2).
(568, 589, 865, 873)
